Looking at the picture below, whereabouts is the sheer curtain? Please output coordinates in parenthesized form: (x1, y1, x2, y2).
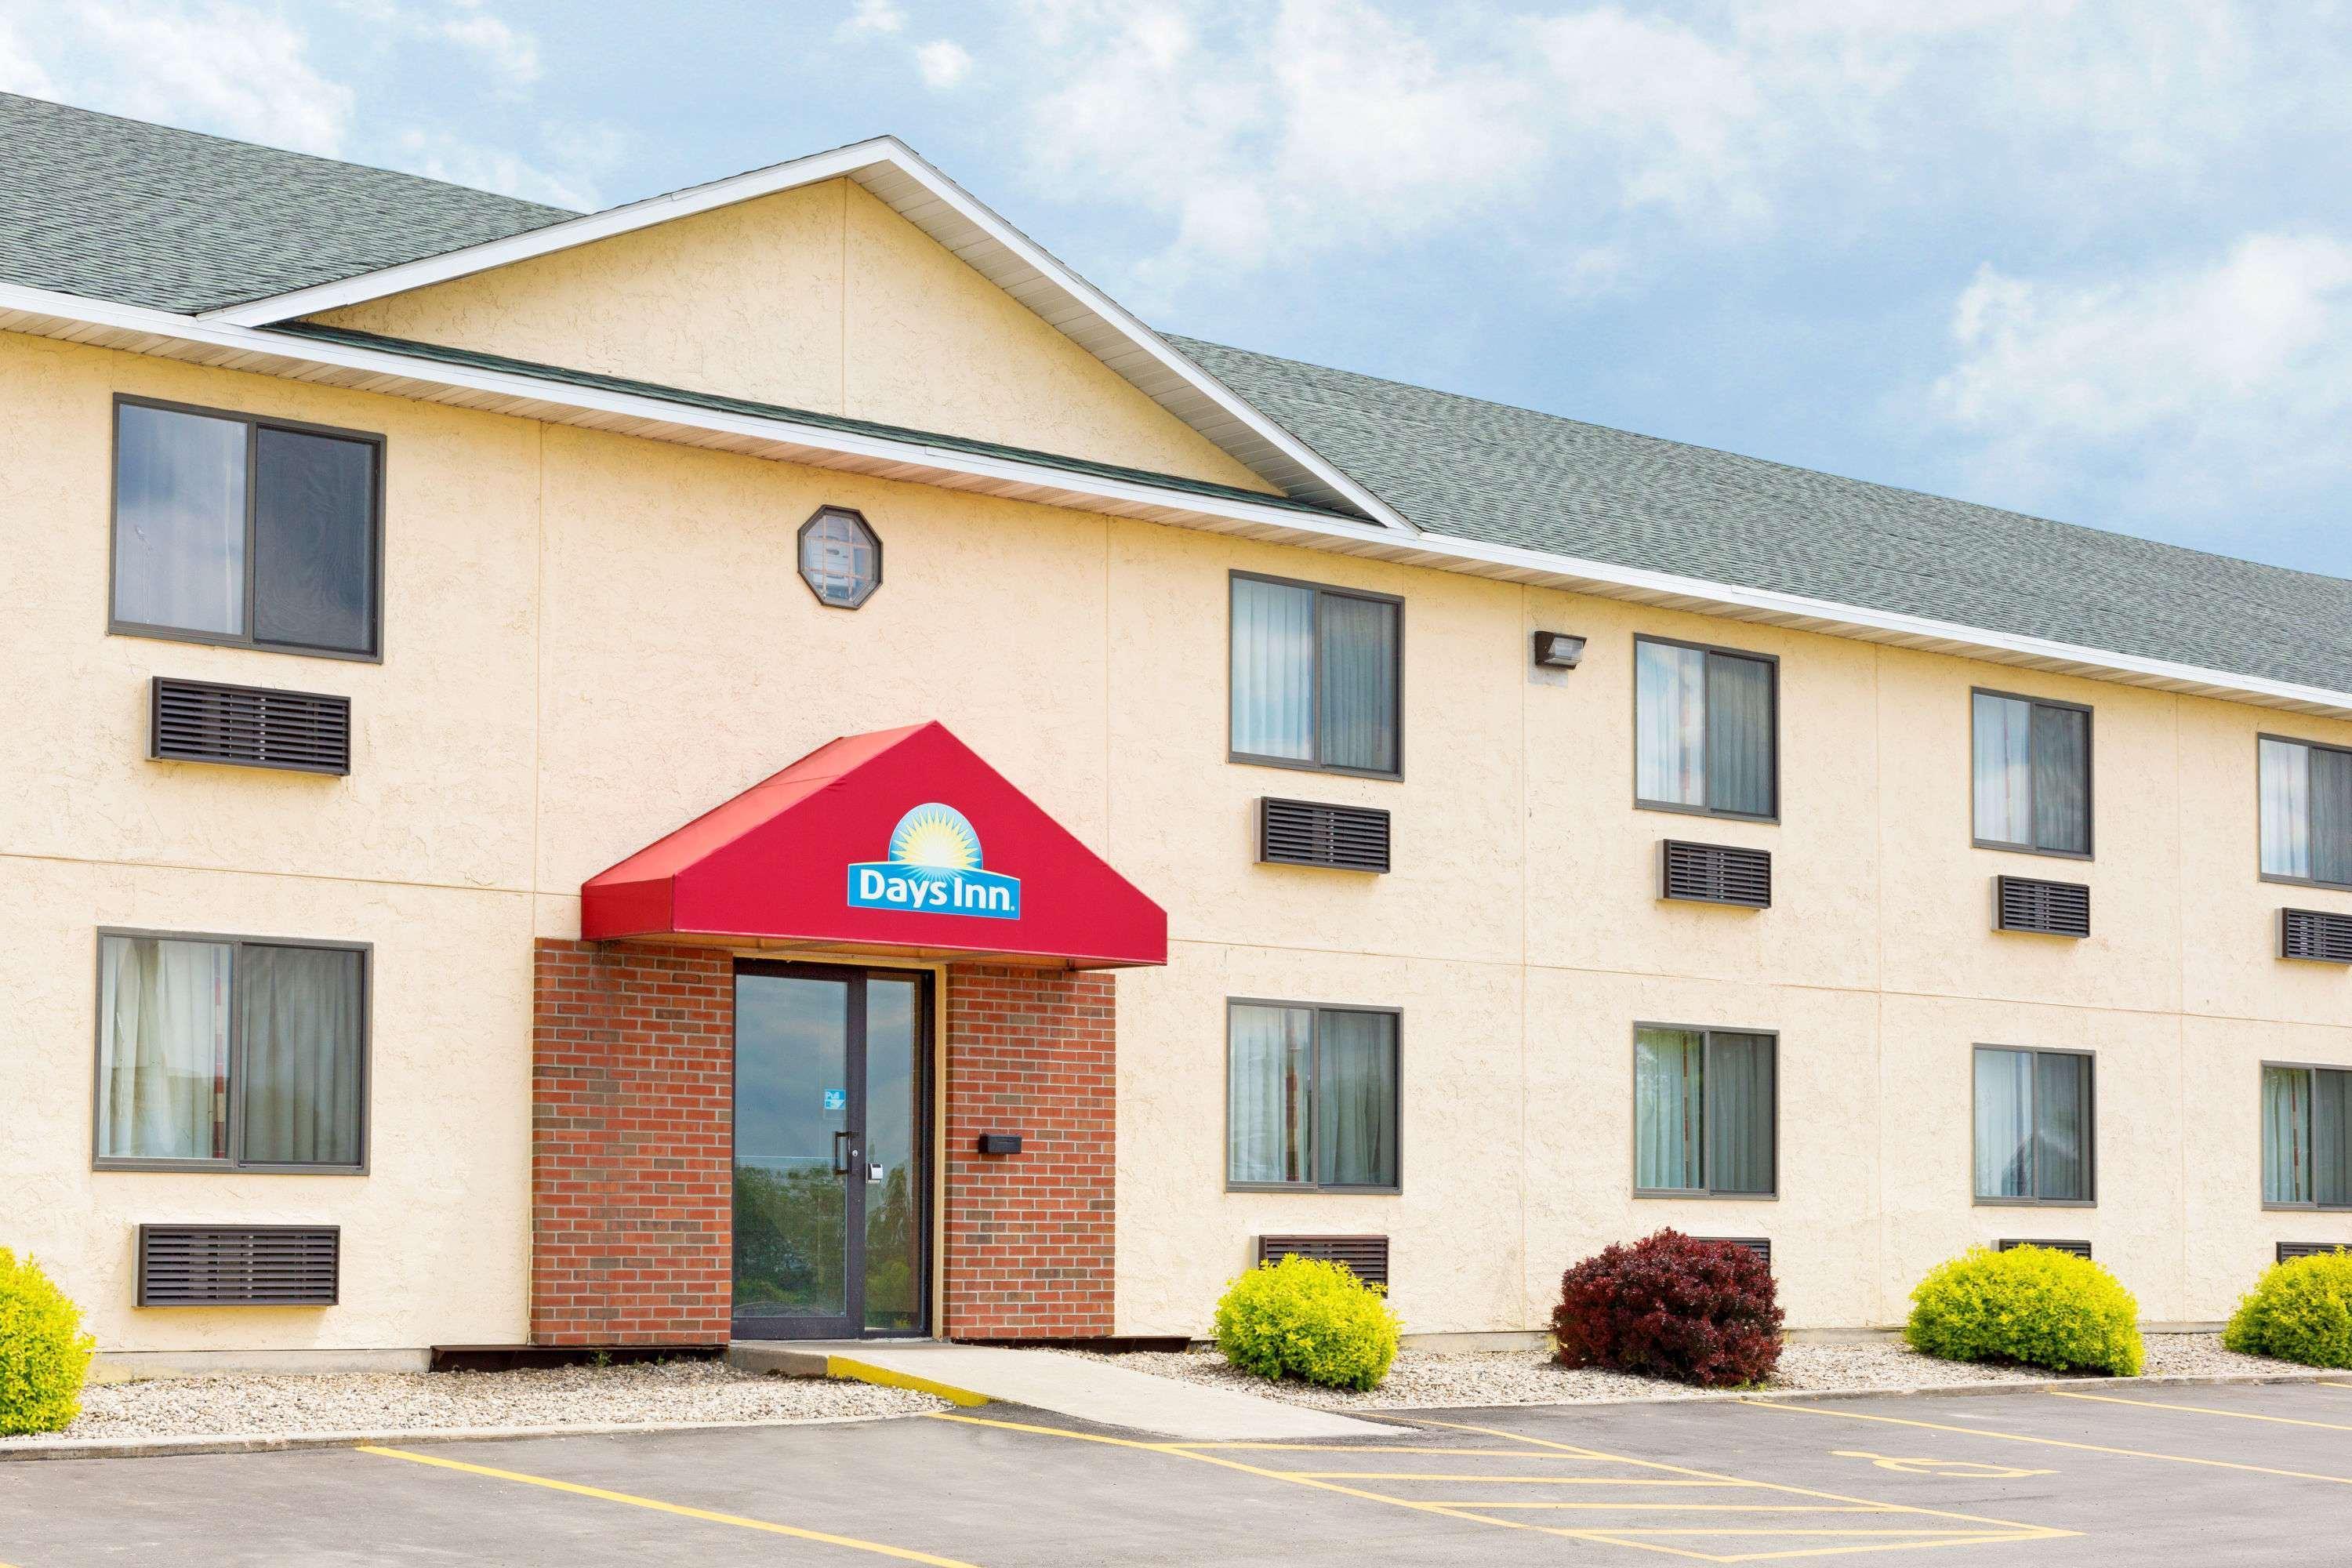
(1229, 578, 1315, 760)
(2034, 1051, 2091, 1200)
(1316, 1011, 1397, 1187)
(240, 945, 363, 1165)
(2262, 1066, 2311, 1204)
(2032, 705, 2090, 853)
(2314, 746, 2352, 887)
(1706, 1033, 1775, 1194)
(1228, 1004, 1310, 1183)
(1318, 595, 1397, 774)
(2259, 739, 2311, 879)
(1705, 655, 1774, 817)
(2318, 1069, 2352, 1209)
(1635, 1028, 1704, 1189)
(1974, 1047, 2033, 1199)
(112, 404, 246, 637)
(96, 935, 230, 1161)
(1973, 694, 2033, 845)
(1636, 644, 1707, 807)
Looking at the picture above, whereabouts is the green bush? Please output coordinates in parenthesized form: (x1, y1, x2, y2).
(2223, 1250, 2352, 1369)
(0, 1249, 96, 1436)
(1905, 1245, 2143, 1377)
(1214, 1255, 1402, 1391)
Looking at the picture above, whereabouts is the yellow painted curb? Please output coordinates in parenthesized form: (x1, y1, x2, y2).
(825, 1356, 991, 1408)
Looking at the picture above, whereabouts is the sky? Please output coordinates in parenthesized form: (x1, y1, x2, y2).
(4, 0, 2349, 577)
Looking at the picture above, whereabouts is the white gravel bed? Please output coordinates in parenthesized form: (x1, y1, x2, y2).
(1057, 1333, 2307, 1411)
(2, 1359, 945, 1446)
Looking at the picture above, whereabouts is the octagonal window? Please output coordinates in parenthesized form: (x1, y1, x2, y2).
(797, 506, 881, 608)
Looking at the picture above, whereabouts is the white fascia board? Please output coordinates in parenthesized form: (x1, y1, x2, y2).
(9, 279, 2349, 720)
(194, 137, 1417, 535)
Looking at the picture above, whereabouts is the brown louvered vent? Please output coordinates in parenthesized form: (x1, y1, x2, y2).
(1661, 840, 1772, 908)
(136, 1225, 339, 1307)
(2281, 908, 2352, 964)
(1696, 1236, 1772, 1268)
(2278, 1241, 2350, 1262)
(1258, 798, 1390, 873)
(1996, 1238, 2092, 1259)
(1258, 1234, 1389, 1289)
(1994, 876, 2089, 938)
(151, 677, 350, 775)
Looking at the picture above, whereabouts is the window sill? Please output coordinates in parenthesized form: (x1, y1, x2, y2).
(2259, 871, 2352, 894)
(2261, 1203, 2352, 1213)
(1634, 800, 1779, 826)
(1971, 1197, 2096, 1208)
(95, 1159, 368, 1175)
(1632, 1189, 1778, 1201)
(1229, 751, 1403, 784)
(1973, 839, 2094, 863)
(1225, 1182, 1402, 1196)
(109, 622, 382, 666)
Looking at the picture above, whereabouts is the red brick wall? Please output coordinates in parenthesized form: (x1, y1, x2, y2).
(941, 965, 1118, 1339)
(532, 938, 733, 1346)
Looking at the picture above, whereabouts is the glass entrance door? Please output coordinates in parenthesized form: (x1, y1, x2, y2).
(732, 963, 929, 1340)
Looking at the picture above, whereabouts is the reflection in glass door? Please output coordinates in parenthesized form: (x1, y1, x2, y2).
(733, 964, 930, 1340)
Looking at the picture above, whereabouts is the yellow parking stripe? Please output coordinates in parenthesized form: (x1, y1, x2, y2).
(1285, 1473, 1755, 1486)
(358, 1446, 978, 1566)
(1742, 1400, 2352, 1486)
(2049, 1388, 2352, 1432)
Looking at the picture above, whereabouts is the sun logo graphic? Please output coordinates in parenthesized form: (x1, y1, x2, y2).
(846, 803, 1022, 920)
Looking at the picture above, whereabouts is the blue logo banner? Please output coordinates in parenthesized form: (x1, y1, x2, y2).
(847, 802, 1022, 921)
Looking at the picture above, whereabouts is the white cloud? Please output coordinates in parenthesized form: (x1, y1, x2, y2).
(394, 127, 604, 209)
(1932, 234, 2352, 521)
(915, 38, 972, 88)
(839, 0, 906, 37)
(437, 3, 541, 89)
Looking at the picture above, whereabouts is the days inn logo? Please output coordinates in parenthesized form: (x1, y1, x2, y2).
(846, 803, 1022, 920)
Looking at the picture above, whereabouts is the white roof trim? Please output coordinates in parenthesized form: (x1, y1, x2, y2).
(197, 136, 1416, 533)
(8, 279, 2350, 721)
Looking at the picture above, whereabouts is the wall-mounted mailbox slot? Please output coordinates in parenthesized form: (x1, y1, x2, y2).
(975, 1133, 1023, 1156)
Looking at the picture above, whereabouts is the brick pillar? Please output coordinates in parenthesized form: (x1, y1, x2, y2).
(532, 938, 733, 1345)
(941, 964, 1117, 1339)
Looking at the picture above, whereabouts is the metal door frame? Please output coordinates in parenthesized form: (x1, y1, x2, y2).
(731, 960, 932, 1341)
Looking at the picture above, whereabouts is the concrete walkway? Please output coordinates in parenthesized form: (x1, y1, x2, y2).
(728, 1341, 1398, 1441)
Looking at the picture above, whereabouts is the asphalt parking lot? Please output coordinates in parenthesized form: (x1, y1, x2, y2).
(4, 1378, 2349, 1566)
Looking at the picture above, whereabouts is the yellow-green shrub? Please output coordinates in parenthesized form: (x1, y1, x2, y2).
(2223, 1250, 2352, 1369)
(0, 1249, 96, 1436)
(1214, 1256, 1401, 1390)
(1905, 1245, 2143, 1377)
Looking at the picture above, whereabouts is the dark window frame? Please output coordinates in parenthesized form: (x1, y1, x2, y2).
(1632, 634, 1781, 824)
(1971, 1044, 2096, 1208)
(1969, 687, 2096, 861)
(795, 505, 884, 610)
(2260, 1059, 2352, 1212)
(107, 394, 387, 662)
(2257, 732, 2352, 892)
(90, 927, 372, 1174)
(1227, 570, 1405, 782)
(1223, 997, 1403, 1194)
(1630, 1021, 1780, 1200)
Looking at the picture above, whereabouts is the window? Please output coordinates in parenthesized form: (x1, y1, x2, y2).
(1972, 691, 2092, 857)
(1226, 1001, 1399, 1190)
(1973, 1047, 2093, 1204)
(2263, 1065, 2352, 1209)
(94, 931, 368, 1171)
(1634, 637, 1777, 820)
(1633, 1026, 1776, 1196)
(1229, 574, 1401, 778)
(2259, 736, 2352, 888)
(111, 399, 383, 659)
(797, 506, 882, 608)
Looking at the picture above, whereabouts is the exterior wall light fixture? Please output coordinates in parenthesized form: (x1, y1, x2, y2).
(1532, 631, 1587, 670)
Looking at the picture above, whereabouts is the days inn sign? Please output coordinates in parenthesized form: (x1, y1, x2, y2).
(847, 802, 1022, 920)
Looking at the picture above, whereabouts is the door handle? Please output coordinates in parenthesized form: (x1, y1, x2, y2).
(832, 1129, 851, 1176)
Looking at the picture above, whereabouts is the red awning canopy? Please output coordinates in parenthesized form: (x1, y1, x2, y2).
(581, 721, 1167, 969)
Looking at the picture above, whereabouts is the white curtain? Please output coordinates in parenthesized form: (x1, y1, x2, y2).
(240, 945, 362, 1166)
(1636, 643, 1707, 807)
(1974, 1047, 2034, 1199)
(1316, 1011, 1397, 1187)
(2263, 1066, 2310, 1204)
(97, 935, 230, 1160)
(2260, 739, 2311, 879)
(1228, 1004, 1310, 1183)
(1973, 694, 2034, 846)
(1230, 578, 1315, 761)
(1635, 1028, 1704, 1189)
(113, 404, 246, 637)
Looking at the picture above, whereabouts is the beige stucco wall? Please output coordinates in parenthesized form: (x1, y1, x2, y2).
(313, 180, 1279, 496)
(5, 306, 2350, 1355)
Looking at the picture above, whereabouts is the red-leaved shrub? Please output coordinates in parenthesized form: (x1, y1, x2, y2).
(1552, 1230, 1784, 1388)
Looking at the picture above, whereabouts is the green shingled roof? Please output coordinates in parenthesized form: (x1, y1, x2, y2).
(5, 91, 2347, 694)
